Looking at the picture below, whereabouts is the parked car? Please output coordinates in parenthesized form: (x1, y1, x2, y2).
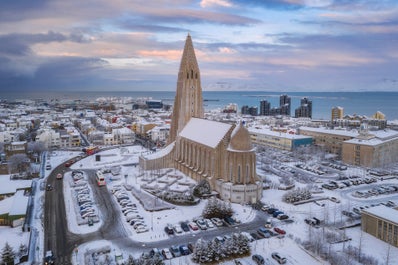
(196, 219, 207, 230)
(170, 245, 181, 257)
(188, 222, 199, 231)
(205, 219, 215, 228)
(224, 216, 235, 225)
(211, 217, 224, 227)
(173, 224, 183, 234)
(257, 228, 271, 238)
(165, 225, 174, 235)
(274, 227, 286, 235)
(149, 248, 164, 260)
(271, 252, 287, 264)
(252, 254, 265, 265)
(179, 245, 190, 255)
(180, 222, 190, 232)
(161, 248, 173, 260)
(277, 214, 289, 220)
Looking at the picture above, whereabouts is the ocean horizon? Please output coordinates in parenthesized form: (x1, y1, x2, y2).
(2, 91, 398, 121)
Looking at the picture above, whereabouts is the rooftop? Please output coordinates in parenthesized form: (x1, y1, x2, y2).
(362, 205, 398, 225)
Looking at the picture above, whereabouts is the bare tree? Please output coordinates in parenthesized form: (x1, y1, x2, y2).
(8, 154, 29, 174)
(27, 141, 47, 162)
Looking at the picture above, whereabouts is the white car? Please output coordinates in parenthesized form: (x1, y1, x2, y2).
(205, 219, 215, 228)
(173, 224, 183, 234)
(162, 248, 173, 259)
(211, 218, 223, 227)
(136, 226, 149, 233)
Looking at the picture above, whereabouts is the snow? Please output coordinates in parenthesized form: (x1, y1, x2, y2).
(0, 196, 13, 215)
(0, 175, 32, 195)
(362, 205, 398, 224)
(179, 117, 232, 148)
(249, 126, 313, 140)
(2, 144, 398, 265)
(9, 190, 29, 216)
(299, 126, 359, 137)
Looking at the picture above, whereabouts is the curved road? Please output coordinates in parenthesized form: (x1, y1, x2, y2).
(44, 165, 269, 264)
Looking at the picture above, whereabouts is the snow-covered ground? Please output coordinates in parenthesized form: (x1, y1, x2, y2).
(2, 145, 398, 265)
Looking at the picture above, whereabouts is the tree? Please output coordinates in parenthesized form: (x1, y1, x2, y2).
(18, 243, 27, 257)
(8, 154, 29, 174)
(27, 141, 47, 158)
(1, 242, 15, 265)
(193, 180, 211, 197)
(202, 197, 233, 219)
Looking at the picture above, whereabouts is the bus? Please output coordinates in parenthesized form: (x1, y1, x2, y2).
(96, 171, 106, 186)
(86, 146, 99, 156)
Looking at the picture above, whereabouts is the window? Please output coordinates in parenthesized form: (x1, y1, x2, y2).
(237, 165, 241, 183)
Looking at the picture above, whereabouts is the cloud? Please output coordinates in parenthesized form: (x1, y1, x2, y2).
(200, 0, 233, 8)
(0, 31, 90, 57)
(138, 50, 183, 60)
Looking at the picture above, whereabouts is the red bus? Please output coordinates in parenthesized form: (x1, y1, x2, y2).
(86, 146, 99, 155)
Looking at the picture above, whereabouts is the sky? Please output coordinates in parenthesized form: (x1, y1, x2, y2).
(0, 0, 397, 92)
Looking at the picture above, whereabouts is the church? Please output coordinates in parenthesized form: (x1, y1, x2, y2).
(139, 34, 262, 204)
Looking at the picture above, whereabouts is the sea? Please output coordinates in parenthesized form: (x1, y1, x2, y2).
(1, 91, 398, 121)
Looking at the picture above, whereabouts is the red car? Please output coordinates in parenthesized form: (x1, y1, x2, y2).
(65, 161, 73, 167)
(274, 227, 286, 235)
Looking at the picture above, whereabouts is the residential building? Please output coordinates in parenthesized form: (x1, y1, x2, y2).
(298, 126, 358, 158)
(249, 127, 313, 151)
(342, 126, 398, 167)
(259, 100, 270, 116)
(295, 97, 312, 118)
(331, 106, 344, 121)
(361, 205, 398, 247)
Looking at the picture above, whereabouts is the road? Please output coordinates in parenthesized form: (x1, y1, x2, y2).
(43, 166, 270, 264)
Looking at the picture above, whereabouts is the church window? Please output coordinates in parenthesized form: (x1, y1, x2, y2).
(246, 164, 249, 183)
(237, 165, 241, 183)
(187, 72, 189, 79)
(196, 73, 198, 79)
(230, 163, 233, 182)
(191, 70, 193, 79)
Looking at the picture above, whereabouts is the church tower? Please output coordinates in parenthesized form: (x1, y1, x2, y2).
(168, 34, 204, 143)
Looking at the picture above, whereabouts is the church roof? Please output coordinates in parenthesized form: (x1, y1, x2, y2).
(179, 118, 232, 148)
(179, 34, 199, 72)
(229, 122, 253, 151)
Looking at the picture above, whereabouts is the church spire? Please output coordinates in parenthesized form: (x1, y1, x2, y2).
(168, 34, 204, 143)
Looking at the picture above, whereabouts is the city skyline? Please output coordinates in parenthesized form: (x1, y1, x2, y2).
(1, 0, 398, 92)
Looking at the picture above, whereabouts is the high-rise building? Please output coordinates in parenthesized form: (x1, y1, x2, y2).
(140, 34, 262, 203)
(331, 106, 344, 121)
(241, 105, 249, 115)
(295, 97, 312, 118)
(259, 100, 270, 116)
(279, 94, 291, 116)
(248, 106, 258, 116)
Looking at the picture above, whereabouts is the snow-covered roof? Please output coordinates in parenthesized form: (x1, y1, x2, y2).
(362, 205, 398, 224)
(0, 196, 13, 215)
(344, 130, 398, 146)
(142, 141, 175, 160)
(299, 126, 359, 137)
(249, 127, 313, 140)
(179, 118, 232, 148)
(9, 190, 29, 216)
(0, 175, 32, 195)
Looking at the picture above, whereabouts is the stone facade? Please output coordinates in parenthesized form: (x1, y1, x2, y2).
(140, 35, 262, 203)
